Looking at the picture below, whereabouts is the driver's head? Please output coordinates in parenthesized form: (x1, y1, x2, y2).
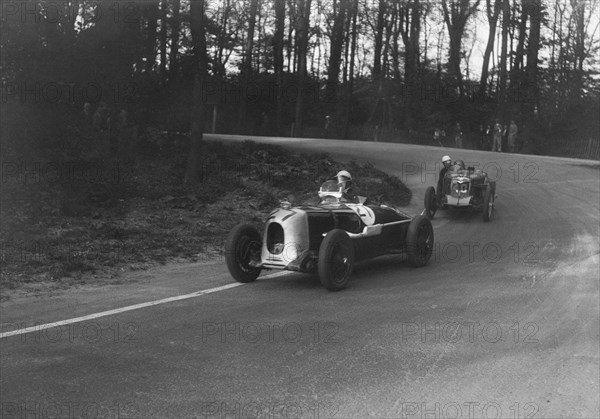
(441, 155, 452, 169)
(336, 170, 352, 192)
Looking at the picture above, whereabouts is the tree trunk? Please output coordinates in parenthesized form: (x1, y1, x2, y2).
(274, 0, 286, 135)
(571, 0, 586, 96)
(144, 1, 159, 73)
(343, 0, 359, 138)
(399, 0, 421, 85)
(442, 0, 480, 97)
(185, 0, 208, 185)
(63, 1, 76, 42)
(398, 0, 421, 126)
(214, 0, 231, 80)
(390, 3, 401, 80)
(479, 0, 500, 95)
(373, 0, 386, 80)
(287, 0, 296, 73)
(238, 0, 259, 134)
(324, 0, 348, 108)
(294, 0, 312, 137)
(498, 0, 509, 116)
(342, 3, 351, 86)
(509, 0, 528, 94)
(168, 0, 181, 81)
(159, 0, 168, 81)
(525, 0, 541, 116)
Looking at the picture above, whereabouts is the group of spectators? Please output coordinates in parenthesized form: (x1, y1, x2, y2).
(433, 123, 466, 149)
(485, 119, 519, 153)
(433, 120, 519, 152)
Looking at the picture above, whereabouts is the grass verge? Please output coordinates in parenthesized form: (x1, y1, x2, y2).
(1, 138, 411, 298)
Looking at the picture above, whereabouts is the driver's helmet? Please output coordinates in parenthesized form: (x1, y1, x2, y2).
(336, 170, 352, 183)
(442, 155, 452, 168)
(335, 170, 353, 193)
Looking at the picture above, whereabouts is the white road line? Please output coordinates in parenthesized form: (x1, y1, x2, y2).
(0, 272, 292, 339)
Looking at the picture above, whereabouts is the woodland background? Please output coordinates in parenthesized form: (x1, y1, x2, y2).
(1, 0, 600, 182)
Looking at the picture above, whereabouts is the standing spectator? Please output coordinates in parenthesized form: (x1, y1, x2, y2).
(454, 122, 463, 149)
(485, 124, 493, 150)
(433, 128, 443, 146)
(507, 120, 518, 152)
(492, 119, 503, 152)
(478, 124, 486, 150)
(324, 115, 331, 137)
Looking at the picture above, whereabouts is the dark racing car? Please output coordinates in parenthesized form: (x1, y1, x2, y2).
(424, 161, 496, 222)
(225, 180, 434, 291)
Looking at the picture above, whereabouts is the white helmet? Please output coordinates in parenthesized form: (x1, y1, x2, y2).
(336, 170, 352, 181)
(441, 155, 452, 164)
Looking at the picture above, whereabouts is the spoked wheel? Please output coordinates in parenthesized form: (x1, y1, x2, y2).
(406, 215, 434, 267)
(424, 186, 438, 219)
(225, 223, 262, 283)
(318, 229, 355, 291)
(482, 182, 495, 222)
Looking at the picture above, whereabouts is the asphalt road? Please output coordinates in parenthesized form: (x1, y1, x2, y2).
(1, 136, 599, 419)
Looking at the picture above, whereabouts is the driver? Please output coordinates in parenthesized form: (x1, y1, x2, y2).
(437, 155, 453, 204)
(336, 170, 358, 203)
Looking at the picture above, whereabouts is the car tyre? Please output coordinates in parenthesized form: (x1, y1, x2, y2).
(406, 215, 434, 267)
(318, 229, 355, 291)
(482, 183, 495, 222)
(225, 223, 262, 283)
(424, 186, 437, 219)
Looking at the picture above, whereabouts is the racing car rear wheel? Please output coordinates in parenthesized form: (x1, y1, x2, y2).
(406, 215, 434, 267)
(225, 223, 262, 283)
(482, 184, 495, 222)
(424, 186, 437, 219)
(318, 229, 355, 291)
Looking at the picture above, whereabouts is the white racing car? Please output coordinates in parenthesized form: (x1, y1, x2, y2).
(225, 180, 434, 291)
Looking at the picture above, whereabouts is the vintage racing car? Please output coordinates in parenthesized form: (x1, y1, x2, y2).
(424, 161, 496, 222)
(225, 180, 434, 291)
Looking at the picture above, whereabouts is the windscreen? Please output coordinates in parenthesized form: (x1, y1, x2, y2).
(320, 180, 342, 192)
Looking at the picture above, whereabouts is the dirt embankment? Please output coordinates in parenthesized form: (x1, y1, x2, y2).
(1, 137, 411, 298)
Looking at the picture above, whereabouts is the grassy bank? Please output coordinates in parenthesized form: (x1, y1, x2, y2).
(0, 138, 411, 298)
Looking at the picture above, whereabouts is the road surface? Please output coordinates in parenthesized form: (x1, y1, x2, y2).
(1, 136, 599, 418)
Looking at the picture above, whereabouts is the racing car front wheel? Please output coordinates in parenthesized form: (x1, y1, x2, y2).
(225, 223, 262, 283)
(482, 183, 495, 222)
(318, 229, 355, 291)
(424, 186, 438, 219)
(406, 215, 434, 267)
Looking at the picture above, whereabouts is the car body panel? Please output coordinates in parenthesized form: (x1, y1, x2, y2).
(441, 164, 491, 209)
(258, 199, 413, 273)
